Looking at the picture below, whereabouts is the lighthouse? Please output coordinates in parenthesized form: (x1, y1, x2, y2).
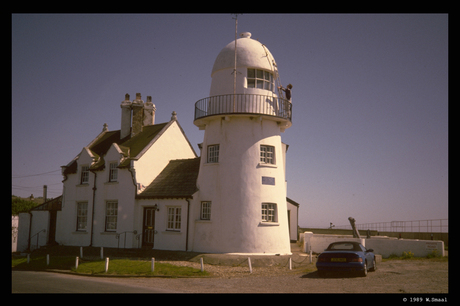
(192, 32, 293, 254)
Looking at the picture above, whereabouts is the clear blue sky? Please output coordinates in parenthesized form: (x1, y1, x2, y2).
(12, 14, 448, 228)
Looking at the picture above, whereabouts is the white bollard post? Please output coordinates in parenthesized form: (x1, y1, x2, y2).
(46, 254, 50, 265)
(151, 258, 155, 272)
(100, 247, 104, 259)
(309, 247, 313, 264)
(200, 257, 204, 272)
(105, 257, 109, 273)
(248, 257, 253, 273)
(289, 257, 292, 270)
(80, 246, 83, 258)
(75, 257, 79, 269)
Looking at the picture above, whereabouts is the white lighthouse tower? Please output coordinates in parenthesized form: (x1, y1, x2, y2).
(192, 32, 292, 254)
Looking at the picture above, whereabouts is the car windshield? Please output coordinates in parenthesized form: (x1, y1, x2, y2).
(327, 242, 360, 251)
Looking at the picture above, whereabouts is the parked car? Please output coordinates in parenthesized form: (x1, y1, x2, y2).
(316, 241, 376, 277)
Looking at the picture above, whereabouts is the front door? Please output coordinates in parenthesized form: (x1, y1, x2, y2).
(48, 210, 57, 245)
(142, 207, 156, 248)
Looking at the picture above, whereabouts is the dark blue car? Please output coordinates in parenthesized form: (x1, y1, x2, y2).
(316, 241, 376, 277)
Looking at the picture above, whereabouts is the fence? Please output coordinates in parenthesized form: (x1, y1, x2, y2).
(335, 219, 448, 233)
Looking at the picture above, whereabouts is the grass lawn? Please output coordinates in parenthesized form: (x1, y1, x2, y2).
(12, 256, 209, 277)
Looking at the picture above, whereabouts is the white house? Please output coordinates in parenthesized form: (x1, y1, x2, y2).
(16, 32, 299, 254)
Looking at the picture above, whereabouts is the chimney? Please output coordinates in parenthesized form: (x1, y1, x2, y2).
(120, 93, 132, 139)
(131, 93, 144, 137)
(43, 185, 47, 203)
(143, 96, 156, 126)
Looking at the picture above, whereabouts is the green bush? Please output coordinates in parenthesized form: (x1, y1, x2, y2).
(401, 251, 414, 259)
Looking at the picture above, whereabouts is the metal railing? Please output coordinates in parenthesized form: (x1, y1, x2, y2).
(29, 229, 46, 250)
(336, 219, 448, 233)
(194, 94, 292, 122)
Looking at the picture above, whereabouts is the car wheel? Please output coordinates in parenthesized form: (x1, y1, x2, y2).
(360, 261, 368, 277)
(369, 257, 376, 271)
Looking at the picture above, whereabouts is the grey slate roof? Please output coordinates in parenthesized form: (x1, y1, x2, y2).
(62, 120, 196, 176)
(137, 157, 200, 199)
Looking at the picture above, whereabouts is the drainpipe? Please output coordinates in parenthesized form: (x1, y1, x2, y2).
(27, 211, 33, 252)
(89, 170, 97, 246)
(186, 199, 191, 251)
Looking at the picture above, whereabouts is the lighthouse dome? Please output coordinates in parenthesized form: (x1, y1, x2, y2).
(211, 32, 277, 76)
(209, 32, 278, 97)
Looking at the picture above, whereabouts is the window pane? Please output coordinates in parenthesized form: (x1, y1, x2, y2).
(201, 201, 211, 220)
(109, 163, 118, 182)
(256, 69, 263, 79)
(247, 79, 255, 88)
(105, 201, 118, 231)
(247, 69, 255, 78)
(264, 81, 270, 90)
(207, 145, 219, 163)
(81, 166, 89, 184)
(262, 203, 276, 222)
(256, 80, 264, 89)
(260, 145, 275, 164)
(264, 71, 270, 80)
(77, 202, 88, 231)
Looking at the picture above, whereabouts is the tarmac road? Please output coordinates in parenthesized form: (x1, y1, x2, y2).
(12, 258, 448, 294)
(11, 271, 180, 293)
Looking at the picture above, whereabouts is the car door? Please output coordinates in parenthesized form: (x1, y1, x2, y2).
(359, 244, 372, 267)
(362, 244, 374, 267)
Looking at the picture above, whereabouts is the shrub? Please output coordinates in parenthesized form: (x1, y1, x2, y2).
(426, 250, 441, 259)
(401, 251, 414, 259)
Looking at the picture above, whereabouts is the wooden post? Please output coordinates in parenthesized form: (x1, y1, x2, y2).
(248, 257, 252, 273)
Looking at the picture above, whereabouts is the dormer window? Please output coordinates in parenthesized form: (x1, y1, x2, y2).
(80, 165, 89, 184)
(109, 162, 118, 182)
(247, 68, 274, 91)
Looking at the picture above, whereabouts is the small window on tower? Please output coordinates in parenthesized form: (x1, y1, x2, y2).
(207, 144, 219, 163)
(262, 203, 277, 222)
(200, 201, 211, 220)
(260, 145, 275, 164)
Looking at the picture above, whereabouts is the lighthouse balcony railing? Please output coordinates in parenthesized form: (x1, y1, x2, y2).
(194, 94, 292, 122)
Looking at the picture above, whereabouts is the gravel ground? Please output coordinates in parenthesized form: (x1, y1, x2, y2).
(100, 258, 448, 293)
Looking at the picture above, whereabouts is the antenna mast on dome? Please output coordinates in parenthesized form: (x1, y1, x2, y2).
(231, 13, 240, 111)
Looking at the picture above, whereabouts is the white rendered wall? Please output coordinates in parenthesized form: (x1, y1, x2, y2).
(194, 116, 291, 254)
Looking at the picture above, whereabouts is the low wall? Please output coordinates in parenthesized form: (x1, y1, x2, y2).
(300, 232, 444, 258)
(299, 228, 448, 247)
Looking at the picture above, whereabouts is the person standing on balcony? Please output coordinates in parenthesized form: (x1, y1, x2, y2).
(279, 84, 293, 100)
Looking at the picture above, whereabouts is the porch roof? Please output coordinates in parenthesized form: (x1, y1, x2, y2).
(30, 195, 62, 211)
(137, 157, 200, 199)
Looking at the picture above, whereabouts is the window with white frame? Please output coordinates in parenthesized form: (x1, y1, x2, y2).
(109, 162, 118, 182)
(80, 165, 89, 184)
(262, 203, 277, 222)
(76, 202, 88, 231)
(105, 201, 118, 231)
(200, 201, 211, 220)
(167, 207, 181, 231)
(247, 68, 274, 91)
(207, 144, 219, 163)
(260, 145, 275, 164)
